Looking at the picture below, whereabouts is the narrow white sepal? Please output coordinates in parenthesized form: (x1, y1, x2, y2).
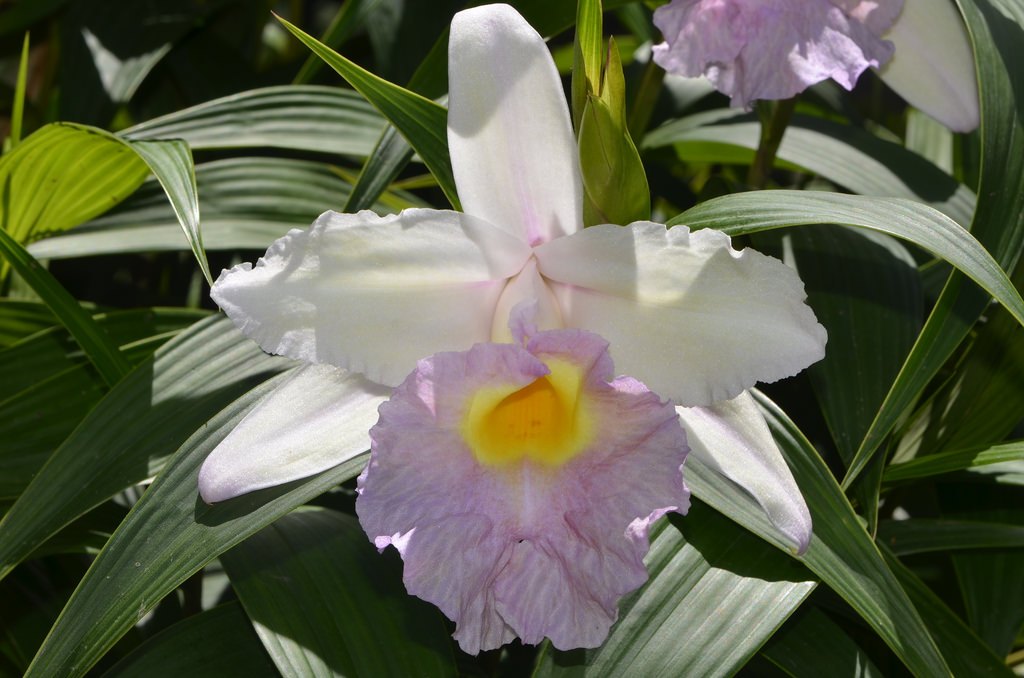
(878, 0, 980, 132)
(198, 364, 390, 503)
(677, 391, 812, 554)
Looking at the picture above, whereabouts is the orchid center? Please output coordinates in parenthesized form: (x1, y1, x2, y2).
(462, 358, 593, 467)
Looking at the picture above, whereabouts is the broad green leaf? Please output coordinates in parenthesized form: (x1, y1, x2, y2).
(0, 123, 148, 245)
(759, 606, 883, 677)
(275, 15, 460, 209)
(0, 300, 55, 348)
(102, 602, 278, 678)
(881, 548, 1012, 677)
(571, 0, 603, 132)
(0, 228, 130, 386)
(0, 316, 287, 582)
(686, 391, 950, 676)
(223, 507, 456, 677)
(28, 158, 410, 260)
(885, 440, 1024, 482)
(534, 504, 815, 677)
(847, 0, 1024, 486)
(905, 108, 954, 174)
(344, 125, 415, 213)
(123, 86, 386, 158)
(878, 519, 1024, 555)
(128, 140, 211, 285)
(645, 111, 976, 226)
(24, 376, 367, 677)
(773, 226, 922, 464)
(0, 309, 206, 499)
(671, 191, 1024, 351)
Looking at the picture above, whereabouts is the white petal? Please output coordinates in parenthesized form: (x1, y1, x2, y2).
(199, 364, 390, 503)
(211, 208, 531, 386)
(489, 258, 564, 342)
(878, 0, 979, 132)
(677, 391, 812, 553)
(448, 4, 583, 244)
(534, 222, 827, 406)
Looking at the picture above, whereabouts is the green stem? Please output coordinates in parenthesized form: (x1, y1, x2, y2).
(746, 98, 796, 190)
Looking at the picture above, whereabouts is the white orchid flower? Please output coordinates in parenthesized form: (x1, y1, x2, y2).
(198, 3, 826, 556)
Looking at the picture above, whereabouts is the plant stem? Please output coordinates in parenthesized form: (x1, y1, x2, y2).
(747, 97, 796, 189)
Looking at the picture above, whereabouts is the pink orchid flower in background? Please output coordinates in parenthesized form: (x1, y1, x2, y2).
(198, 3, 826, 651)
(652, 0, 980, 131)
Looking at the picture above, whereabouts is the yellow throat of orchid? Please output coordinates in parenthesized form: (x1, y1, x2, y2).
(461, 358, 593, 467)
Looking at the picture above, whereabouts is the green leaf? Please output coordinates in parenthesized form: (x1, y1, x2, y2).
(275, 15, 460, 209)
(686, 391, 950, 676)
(0, 316, 287, 582)
(885, 440, 1024, 482)
(645, 111, 976, 226)
(293, 0, 383, 85)
(101, 602, 279, 678)
(759, 606, 883, 678)
(127, 140, 210, 285)
(847, 0, 1024, 486)
(123, 86, 386, 158)
(0, 228, 130, 386)
(23, 377, 367, 677)
(223, 507, 456, 677)
(0, 300, 56, 347)
(28, 158, 410, 260)
(878, 519, 1024, 555)
(8, 33, 29, 149)
(671, 191, 1024, 360)
(0, 123, 149, 245)
(534, 504, 814, 676)
(343, 125, 415, 213)
(773, 226, 922, 464)
(881, 547, 1013, 676)
(571, 0, 603, 132)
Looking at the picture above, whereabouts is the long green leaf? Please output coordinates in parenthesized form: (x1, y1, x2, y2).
(672, 190, 1024, 343)
(0, 300, 56, 347)
(885, 441, 1024, 482)
(846, 0, 1024, 486)
(24, 378, 367, 677)
(293, 0, 383, 85)
(759, 606, 883, 677)
(123, 85, 386, 158)
(685, 391, 950, 676)
(0, 316, 287, 581)
(9, 33, 29, 149)
(0, 228, 129, 386)
(878, 519, 1024, 555)
(223, 507, 456, 677)
(646, 111, 976, 226)
(128, 140, 211, 285)
(27, 158, 413, 260)
(571, 0, 603, 132)
(275, 15, 460, 209)
(101, 602, 278, 678)
(534, 504, 815, 676)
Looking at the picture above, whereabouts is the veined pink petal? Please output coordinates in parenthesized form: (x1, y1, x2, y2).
(534, 222, 827, 407)
(210, 208, 531, 387)
(652, 0, 901, 108)
(356, 325, 688, 653)
(678, 391, 812, 554)
(199, 364, 390, 503)
(448, 4, 583, 245)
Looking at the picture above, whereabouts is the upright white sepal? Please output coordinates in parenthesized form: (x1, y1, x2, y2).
(199, 364, 390, 503)
(879, 0, 980, 132)
(448, 3, 583, 245)
(677, 391, 812, 553)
